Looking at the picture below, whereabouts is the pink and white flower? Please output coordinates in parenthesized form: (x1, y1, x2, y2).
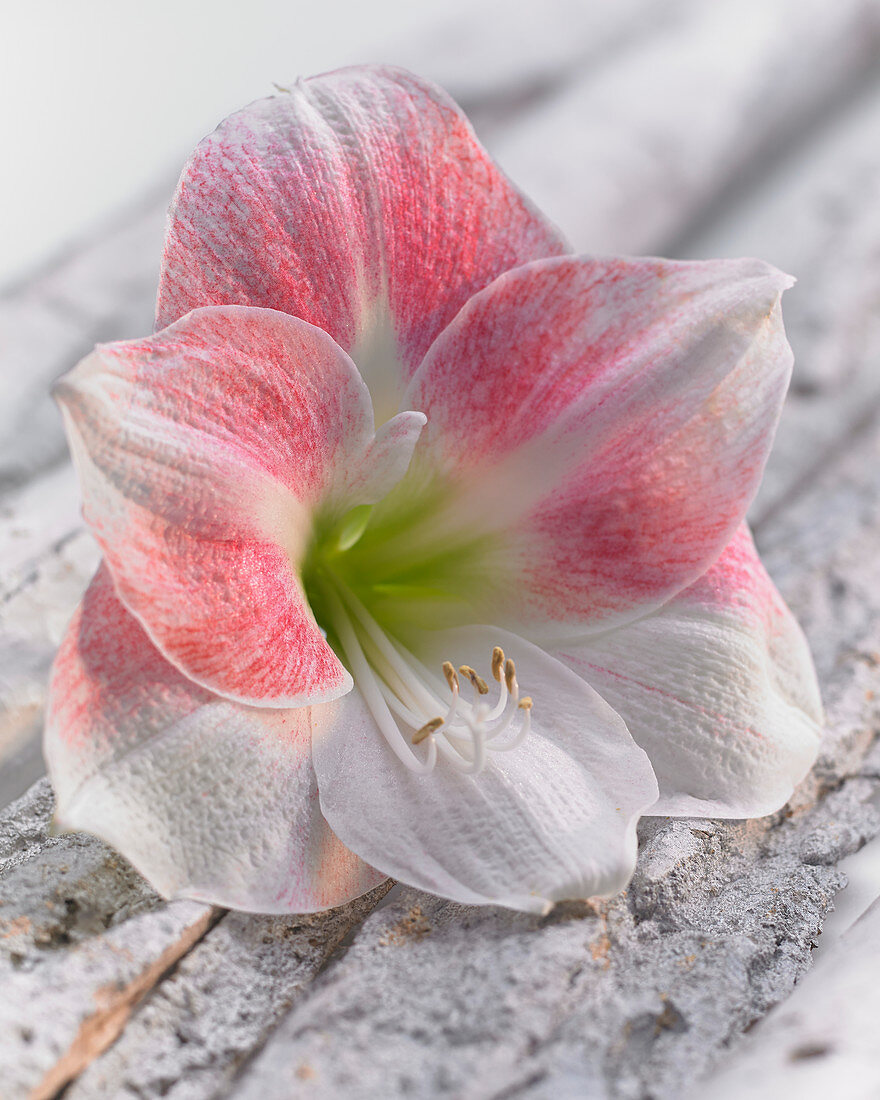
(44, 66, 822, 915)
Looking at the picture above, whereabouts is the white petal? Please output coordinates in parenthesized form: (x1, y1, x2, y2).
(311, 626, 658, 913)
(554, 526, 822, 818)
(337, 409, 427, 508)
(46, 566, 384, 913)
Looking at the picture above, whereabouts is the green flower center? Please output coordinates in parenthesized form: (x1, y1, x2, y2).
(301, 480, 497, 656)
(299, 480, 531, 776)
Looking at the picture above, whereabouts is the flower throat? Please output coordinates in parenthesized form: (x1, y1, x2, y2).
(301, 494, 532, 775)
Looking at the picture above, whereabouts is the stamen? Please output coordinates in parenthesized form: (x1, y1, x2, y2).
(459, 665, 490, 695)
(320, 576, 532, 776)
(413, 716, 444, 744)
(442, 661, 459, 692)
(484, 669, 509, 722)
(491, 646, 505, 682)
(319, 582, 437, 775)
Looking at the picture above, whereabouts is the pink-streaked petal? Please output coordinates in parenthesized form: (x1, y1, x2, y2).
(554, 526, 822, 818)
(46, 565, 385, 913)
(157, 64, 565, 420)
(312, 626, 658, 912)
(406, 255, 794, 633)
(55, 306, 423, 707)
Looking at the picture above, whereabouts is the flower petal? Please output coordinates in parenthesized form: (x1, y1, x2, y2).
(46, 565, 385, 912)
(156, 64, 566, 421)
(55, 305, 423, 707)
(406, 255, 794, 634)
(311, 626, 658, 912)
(553, 526, 822, 818)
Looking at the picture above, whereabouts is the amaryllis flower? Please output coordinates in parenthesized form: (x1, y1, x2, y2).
(45, 66, 822, 915)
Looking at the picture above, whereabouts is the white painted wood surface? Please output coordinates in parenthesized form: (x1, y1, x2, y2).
(2, 2, 880, 1096)
(700, 896, 880, 1100)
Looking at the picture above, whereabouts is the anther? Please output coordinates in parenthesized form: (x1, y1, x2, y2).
(459, 665, 489, 695)
(442, 661, 459, 692)
(518, 697, 533, 710)
(504, 658, 517, 694)
(412, 716, 444, 744)
(491, 646, 505, 682)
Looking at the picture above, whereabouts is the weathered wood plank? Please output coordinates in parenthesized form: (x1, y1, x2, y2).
(682, 76, 880, 529)
(0, 781, 214, 1100)
(0, 780, 392, 1100)
(698, 893, 880, 1099)
(811, 810, 880, 955)
(389, 0, 686, 127)
(0, 465, 83, 604)
(488, 0, 880, 255)
(0, 529, 98, 808)
(757, 415, 880, 788)
(0, 197, 166, 493)
(66, 889, 392, 1100)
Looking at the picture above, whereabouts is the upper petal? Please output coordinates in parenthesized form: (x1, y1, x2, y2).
(46, 565, 385, 913)
(55, 305, 423, 706)
(156, 64, 566, 421)
(405, 255, 794, 634)
(311, 626, 658, 913)
(554, 525, 822, 818)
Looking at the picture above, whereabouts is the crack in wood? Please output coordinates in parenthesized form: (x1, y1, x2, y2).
(31, 908, 224, 1100)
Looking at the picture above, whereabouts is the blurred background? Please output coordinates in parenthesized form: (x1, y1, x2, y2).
(2, 0, 475, 284)
(9, 0, 878, 284)
(2, 0, 880, 957)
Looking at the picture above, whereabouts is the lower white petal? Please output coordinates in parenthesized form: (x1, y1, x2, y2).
(554, 526, 822, 818)
(311, 626, 658, 913)
(46, 566, 384, 913)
